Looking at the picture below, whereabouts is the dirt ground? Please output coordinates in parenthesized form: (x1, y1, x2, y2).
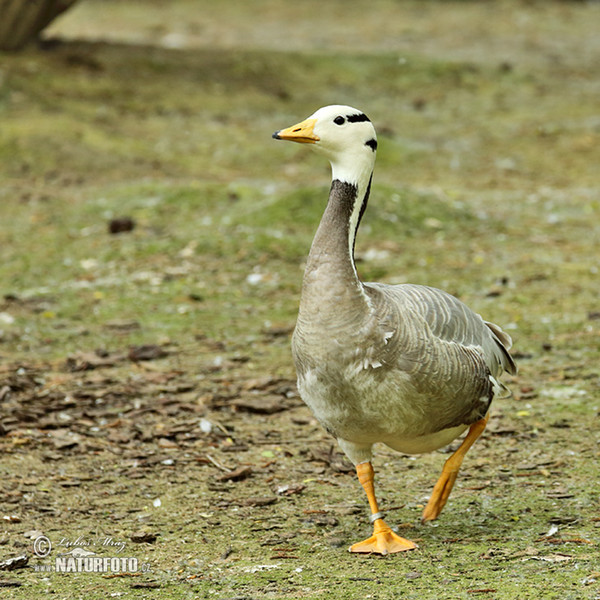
(0, 1, 599, 598)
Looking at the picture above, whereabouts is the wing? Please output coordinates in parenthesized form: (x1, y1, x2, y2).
(364, 282, 516, 428)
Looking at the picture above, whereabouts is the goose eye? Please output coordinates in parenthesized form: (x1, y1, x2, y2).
(333, 116, 345, 126)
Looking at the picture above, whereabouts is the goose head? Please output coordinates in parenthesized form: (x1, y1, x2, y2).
(273, 105, 377, 185)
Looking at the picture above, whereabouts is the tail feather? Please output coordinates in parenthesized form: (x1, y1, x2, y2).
(485, 321, 517, 376)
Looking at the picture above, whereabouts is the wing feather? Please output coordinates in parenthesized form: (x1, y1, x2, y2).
(363, 282, 516, 428)
(366, 282, 515, 376)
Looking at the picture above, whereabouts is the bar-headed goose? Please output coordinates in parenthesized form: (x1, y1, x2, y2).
(273, 105, 516, 554)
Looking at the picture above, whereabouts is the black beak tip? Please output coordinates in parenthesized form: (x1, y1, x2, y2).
(272, 131, 281, 140)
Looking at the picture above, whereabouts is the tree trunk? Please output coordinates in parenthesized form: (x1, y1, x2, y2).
(0, 0, 79, 51)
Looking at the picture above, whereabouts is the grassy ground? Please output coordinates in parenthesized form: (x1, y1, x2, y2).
(1, 1, 599, 598)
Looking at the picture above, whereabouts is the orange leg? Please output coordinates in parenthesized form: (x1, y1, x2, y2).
(422, 414, 489, 523)
(349, 462, 417, 554)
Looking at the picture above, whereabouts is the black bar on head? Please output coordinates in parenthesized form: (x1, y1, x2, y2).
(347, 113, 370, 123)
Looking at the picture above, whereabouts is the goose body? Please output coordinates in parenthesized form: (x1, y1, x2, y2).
(296, 282, 513, 458)
(273, 105, 516, 554)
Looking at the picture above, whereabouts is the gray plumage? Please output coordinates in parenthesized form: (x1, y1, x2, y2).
(294, 279, 516, 461)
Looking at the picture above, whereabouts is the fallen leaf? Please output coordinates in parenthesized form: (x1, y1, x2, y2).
(231, 395, 294, 414)
(104, 320, 141, 332)
(23, 529, 44, 539)
(270, 552, 298, 559)
(2, 515, 21, 523)
(524, 554, 573, 563)
(0, 555, 29, 571)
(130, 531, 158, 544)
(541, 537, 594, 545)
(65, 350, 124, 371)
(241, 497, 277, 507)
(128, 345, 169, 362)
(218, 466, 252, 482)
(156, 438, 178, 449)
(276, 484, 305, 496)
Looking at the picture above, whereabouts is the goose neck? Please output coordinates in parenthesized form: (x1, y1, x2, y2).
(304, 168, 373, 287)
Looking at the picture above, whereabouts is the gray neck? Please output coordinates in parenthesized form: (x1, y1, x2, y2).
(297, 176, 373, 331)
(304, 178, 371, 281)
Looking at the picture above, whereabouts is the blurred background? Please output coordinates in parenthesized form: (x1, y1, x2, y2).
(1, 0, 598, 362)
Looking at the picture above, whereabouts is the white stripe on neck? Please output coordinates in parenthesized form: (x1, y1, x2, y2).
(331, 162, 373, 281)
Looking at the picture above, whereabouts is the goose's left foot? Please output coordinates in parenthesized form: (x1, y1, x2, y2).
(349, 519, 416, 554)
(422, 415, 489, 523)
(351, 461, 417, 555)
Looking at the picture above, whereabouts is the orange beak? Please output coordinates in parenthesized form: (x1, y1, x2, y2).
(272, 118, 319, 144)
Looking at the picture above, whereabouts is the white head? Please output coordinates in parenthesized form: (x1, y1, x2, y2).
(273, 105, 377, 185)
